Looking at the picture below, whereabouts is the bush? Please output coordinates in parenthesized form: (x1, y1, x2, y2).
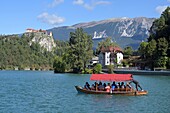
(53, 56, 66, 73)
(107, 65, 114, 74)
(122, 60, 129, 67)
(82, 68, 93, 74)
(93, 64, 102, 74)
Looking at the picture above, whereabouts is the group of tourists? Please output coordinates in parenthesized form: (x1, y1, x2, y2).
(84, 79, 143, 92)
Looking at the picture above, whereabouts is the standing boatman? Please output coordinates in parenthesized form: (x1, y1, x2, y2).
(129, 79, 143, 91)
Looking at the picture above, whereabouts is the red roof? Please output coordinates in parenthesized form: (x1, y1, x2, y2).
(90, 74, 133, 81)
(100, 46, 122, 53)
(26, 28, 46, 33)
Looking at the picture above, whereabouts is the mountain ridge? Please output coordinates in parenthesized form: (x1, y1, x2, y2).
(47, 17, 156, 49)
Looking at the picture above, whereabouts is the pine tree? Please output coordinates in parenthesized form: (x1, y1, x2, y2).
(69, 28, 93, 73)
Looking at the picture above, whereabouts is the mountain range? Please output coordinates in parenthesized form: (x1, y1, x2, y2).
(47, 17, 155, 50)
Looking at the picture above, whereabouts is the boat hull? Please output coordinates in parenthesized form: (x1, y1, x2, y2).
(75, 86, 148, 96)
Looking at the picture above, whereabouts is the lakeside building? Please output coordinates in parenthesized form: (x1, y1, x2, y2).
(99, 46, 123, 67)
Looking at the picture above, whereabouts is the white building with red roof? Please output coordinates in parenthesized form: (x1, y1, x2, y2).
(99, 46, 123, 66)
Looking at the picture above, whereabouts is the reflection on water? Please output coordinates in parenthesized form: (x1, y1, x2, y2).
(0, 71, 170, 113)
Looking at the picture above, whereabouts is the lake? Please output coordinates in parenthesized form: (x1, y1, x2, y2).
(0, 71, 170, 113)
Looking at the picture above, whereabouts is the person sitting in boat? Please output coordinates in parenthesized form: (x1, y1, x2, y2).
(117, 82, 121, 88)
(120, 82, 126, 88)
(120, 82, 126, 91)
(94, 82, 99, 91)
(99, 81, 102, 85)
(129, 79, 143, 91)
(105, 83, 111, 92)
(91, 84, 95, 90)
(84, 82, 91, 90)
(98, 81, 104, 91)
(111, 81, 117, 91)
(126, 82, 132, 91)
(103, 83, 106, 91)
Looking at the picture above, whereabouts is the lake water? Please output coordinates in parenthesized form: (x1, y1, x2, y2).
(0, 71, 170, 113)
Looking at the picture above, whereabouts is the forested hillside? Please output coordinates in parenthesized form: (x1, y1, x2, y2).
(0, 35, 54, 70)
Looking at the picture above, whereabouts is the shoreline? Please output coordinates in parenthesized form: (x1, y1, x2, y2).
(114, 70, 170, 76)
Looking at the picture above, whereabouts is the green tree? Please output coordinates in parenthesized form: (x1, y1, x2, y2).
(55, 40, 69, 57)
(155, 56, 168, 68)
(69, 28, 93, 73)
(62, 52, 71, 71)
(147, 7, 170, 69)
(93, 64, 102, 74)
(53, 56, 66, 73)
(96, 37, 119, 53)
(81, 32, 93, 72)
(145, 39, 157, 70)
(138, 42, 148, 58)
(123, 46, 133, 56)
(167, 57, 170, 68)
(146, 39, 157, 57)
(157, 37, 168, 56)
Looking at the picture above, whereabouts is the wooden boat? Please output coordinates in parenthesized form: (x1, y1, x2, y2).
(75, 74, 148, 96)
(75, 86, 148, 96)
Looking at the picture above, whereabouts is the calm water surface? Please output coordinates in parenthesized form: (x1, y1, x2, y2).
(0, 71, 170, 113)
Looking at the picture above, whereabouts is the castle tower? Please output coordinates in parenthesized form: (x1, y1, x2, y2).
(49, 32, 53, 37)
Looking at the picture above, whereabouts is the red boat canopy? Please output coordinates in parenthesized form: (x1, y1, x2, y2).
(90, 74, 133, 81)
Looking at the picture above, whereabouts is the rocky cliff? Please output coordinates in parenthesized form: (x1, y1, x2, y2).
(24, 29, 56, 51)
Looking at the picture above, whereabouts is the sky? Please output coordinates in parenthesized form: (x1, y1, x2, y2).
(0, 0, 169, 35)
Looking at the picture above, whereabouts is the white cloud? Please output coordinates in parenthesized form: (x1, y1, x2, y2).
(73, 0, 84, 5)
(49, 0, 64, 7)
(37, 12, 65, 25)
(167, 0, 170, 2)
(73, 0, 111, 10)
(94, 1, 111, 5)
(156, 6, 168, 14)
(84, 4, 93, 10)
